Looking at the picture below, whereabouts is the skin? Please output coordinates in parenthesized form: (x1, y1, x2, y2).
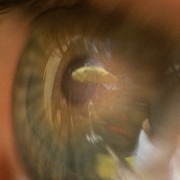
(0, 0, 180, 179)
(0, 9, 34, 179)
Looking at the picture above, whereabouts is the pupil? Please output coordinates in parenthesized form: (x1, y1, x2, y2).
(61, 56, 97, 104)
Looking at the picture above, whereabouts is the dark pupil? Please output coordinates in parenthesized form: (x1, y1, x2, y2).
(61, 56, 97, 104)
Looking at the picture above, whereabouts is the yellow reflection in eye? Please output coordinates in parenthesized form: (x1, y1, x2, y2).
(95, 153, 116, 179)
(125, 155, 135, 170)
(71, 66, 118, 84)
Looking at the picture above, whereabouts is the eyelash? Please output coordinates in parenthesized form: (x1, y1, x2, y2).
(12, 6, 177, 179)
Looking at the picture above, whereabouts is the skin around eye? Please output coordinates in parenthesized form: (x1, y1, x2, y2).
(0, 10, 32, 179)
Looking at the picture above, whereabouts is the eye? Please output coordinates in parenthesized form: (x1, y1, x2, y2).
(13, 6, 173, 179)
